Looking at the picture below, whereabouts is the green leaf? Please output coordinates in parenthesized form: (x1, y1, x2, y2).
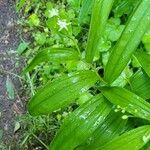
(142, 27, 150, 51)
(49, 94, 111, 150)
(17, 41, 29, 55)
(101, 87, 150, 121)
(23, 48, 80, 73)
(129, 70, 150, 99)
(28, 70, 99, 116)
(112, 0, 140, 17)
(78, 0, 94, 24)
(6, 76, 15, 100)
(104, 0, 150, 83)
(34, 32, 47, 45)
(97, 125, 150, 150)
(135, 51, 150, 78)
(85, 0, 114, 63)
(76, 111, 127, 150)
(28, 14, 40, 26)
(16, 0, 26, 12)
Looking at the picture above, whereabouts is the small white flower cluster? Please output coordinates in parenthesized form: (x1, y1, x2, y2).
(48, 8, 70, 31)
(57, 19, 70, 31)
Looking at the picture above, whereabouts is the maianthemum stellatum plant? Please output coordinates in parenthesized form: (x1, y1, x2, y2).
(22, 0, 150, 149)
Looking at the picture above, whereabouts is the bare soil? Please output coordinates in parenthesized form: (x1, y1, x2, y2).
(0, 0, 25, 149)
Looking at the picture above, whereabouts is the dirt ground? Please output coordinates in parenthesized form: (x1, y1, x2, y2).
(0, 0, 25, 148)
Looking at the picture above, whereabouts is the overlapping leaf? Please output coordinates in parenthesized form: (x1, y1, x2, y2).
(97, 125, 150, 150)
(135, 51, 150, 77)
(23, 48, 79, 73)
(78, 0, 94, 24)
(76, 111, 127, 150)
(101, 87, 150, 121)
(104, 0, 150, 83)
(85, 0, 114, 63)
(129, 70, 150, 99)
(28, 70, 99, 115)
(49, 94, 112, 150)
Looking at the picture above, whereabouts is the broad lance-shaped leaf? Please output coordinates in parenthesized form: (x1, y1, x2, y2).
(75, 111, 127, 150)
(104, 0, 150, 83)
(85, 0, 114, 63)
(23, 48, 79, 73)
(101, 87, 150, 121)
(78, 0, 94, 24)
(97, 125, 150, 150)
(135, 51, 150, 78)
(28, 70, 99, 116)
(49, 94, 112, 150)
(129, 70, 150, 99)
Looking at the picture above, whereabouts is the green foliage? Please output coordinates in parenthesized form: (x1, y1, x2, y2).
(129, 70, 150, 99)
(135, 51, 150, 77)
(98, 125, 150, 150)
(101, 87, 150, 121)
(49, 94, 111, 150)
(104, 0, 150, 83)
(28, 70, 99, 115)
(85, 0, 114, 63)
(76, 111, 127, 150)
(18, 0, 150, 149)
(78, 0, 94, 24)
(23, 48, 80, 73)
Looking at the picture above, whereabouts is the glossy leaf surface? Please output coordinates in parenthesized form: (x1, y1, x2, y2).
(24, 48, 79, 73)
(101, 87, 150, 121)
(104, 0, 150, 83)
(28, 70, 99, 116)
(76, 111, 127, 150)
(98, 125, 150, 150)
(49, 94, 112, 150)
(129, 70, 150, 99)
(135, 51, 150, 77)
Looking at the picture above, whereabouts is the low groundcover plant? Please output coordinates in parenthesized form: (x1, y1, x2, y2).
(19, 0, 150, 149)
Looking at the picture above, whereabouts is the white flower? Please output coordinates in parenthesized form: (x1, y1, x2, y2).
(49, 8, 59, 18)
(57, 19, 70, 31)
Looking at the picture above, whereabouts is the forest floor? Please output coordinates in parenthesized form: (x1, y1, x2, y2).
(0, 0, 26, 149)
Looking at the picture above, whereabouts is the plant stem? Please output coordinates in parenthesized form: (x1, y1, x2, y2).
(26, 73, 35, 96)
(31, 133, 49, 150)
